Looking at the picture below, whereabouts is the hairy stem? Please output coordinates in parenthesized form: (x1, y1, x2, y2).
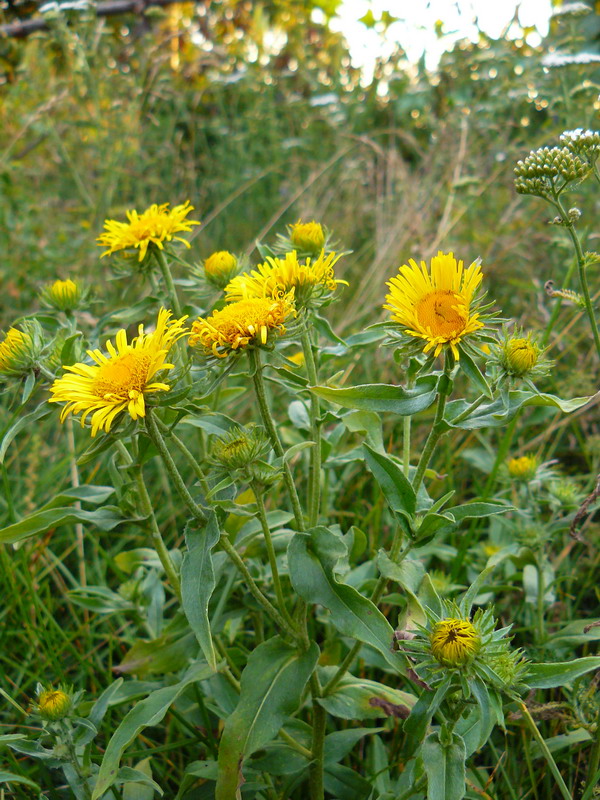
(412, 357, 453, 492)
(248, 348, 305, 531)
(301, 326, 322, 526)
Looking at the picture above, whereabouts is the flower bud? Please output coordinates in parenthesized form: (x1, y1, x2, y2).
(41, 279, 82, 312)
(203, 251, 239, 289)
(507, 454, 538, 481)
(37, 688, 71, 721)
(430, 618, 480, 667)
(502, 336, 539, 376)
(211, 425, 269, 471)
(0, 322, 43, 378)
(290, 220, 326, 255)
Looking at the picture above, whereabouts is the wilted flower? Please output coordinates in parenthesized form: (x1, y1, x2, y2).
(189, 296, 295, 358)
(225, 250, 346, 310)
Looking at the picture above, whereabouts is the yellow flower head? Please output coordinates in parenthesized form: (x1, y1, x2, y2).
(97, 201, 200, 262)
(507, 454, 538, 481)
(430, 617, 480, 667)
(384, 251, 484, 360)
(290, 219, 326, 254)
(287, 351, 305, 367)
(49, 309, 188, 437)
(38, 688, 71, 721)
(502, 336, 540, 376)
(41, 279, 82, 312)
(189, 296, 294, 358)
(204, 250, 239, 288)
(225, 250, 346, 309)
(0, 328, 34, 376)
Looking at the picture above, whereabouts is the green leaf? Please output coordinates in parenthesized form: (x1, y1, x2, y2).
(445, 390, 592, 429)
(459, 563, 504, 616)
(181, 514, 221, 670)
(216, 636, 319, 800)
(402, 678, 451, 758)
(376, 551, 424, 593)
(91, 661, 214, 800)
(0, 770, 40, 790)
(458, 350, 492, 398)
(364, 444, 416, 517)
(0, 505, 123, 544)
(421, 731, 466, 800)
(288, 528, 405, 672)
(449, 501, 515, 521)
(530, 728, 592, 760)
(318, 674, 416, 721)
(0, 403, 52, 463)
(526, 657, 600, 689)
(310, 376, 438, 415)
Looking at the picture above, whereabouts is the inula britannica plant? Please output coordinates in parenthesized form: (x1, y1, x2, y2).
(1, 174, 599, 800)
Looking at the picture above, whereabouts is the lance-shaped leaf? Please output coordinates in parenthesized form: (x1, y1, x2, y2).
(181, 514, 221, 670)
(526, 656, 600, 689)
(216, 636, 319, 800)
(364, 444, 416, 519)
(421, 731, 466, 800)
(309, 375, 438, 415)
(92, 661, 214, 800)
(288, 527, 405, 672)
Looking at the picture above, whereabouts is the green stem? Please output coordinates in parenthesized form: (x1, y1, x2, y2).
(448, 392, 488, 425)
(412, 358, 453, 493)
(145, 410, 207, 524)
(403, 376, 414, 477)
(451, 410, 521, 581)
(309, 673, 326, 800)
(517, 701, 573, 800)
(248, 348, 305, 531)
(536, 550, 546, 645)
(279, 729, 313, 760)
(133, 461, 182, 601)
(585, 736, 600, 798)
(252, 482, 297, 631)
(553, 194, 600, 362)
(301, 326, 321, 527)
(38, 364, 57, 382)
(154, 415, 211, 497)
(218, 534, 298, 640)
(154, 247, 183, 318)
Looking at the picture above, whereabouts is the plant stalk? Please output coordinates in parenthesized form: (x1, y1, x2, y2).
(301, 326, 322, 526)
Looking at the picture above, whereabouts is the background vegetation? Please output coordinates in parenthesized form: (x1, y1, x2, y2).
(1, 1, 600, 798)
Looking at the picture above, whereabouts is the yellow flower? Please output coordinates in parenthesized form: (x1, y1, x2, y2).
(503, 336, 539, 376)
(41, 279, 81, 312)
(97, 201, 200, 262)
(430, 617, 480, 667)
(189, 296, 294, 358)
(38, 689, 71, 721)
(507, 455, 538, 480)
(384, 251, 484, 359)
(49, 309, 188, 437)
(0, 328, 34, 376)
(225, 250, 346, 309)
(287, 351, 305, 367)
(290, 219, 326, 254)
(204, 250, 238, 288)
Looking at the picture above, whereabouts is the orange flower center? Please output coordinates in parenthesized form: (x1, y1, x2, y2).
(93, 353, 150, 400)
(415, 290, 467, 339)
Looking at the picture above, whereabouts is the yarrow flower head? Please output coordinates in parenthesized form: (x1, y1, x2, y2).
(514, 146, 590, 198)
(560, 128, 600, 168)
(203, 251, 239, 289)
(37, 687, 71, 721)
(49, 309, 188, 436)
(0, 321, 44, 378)
(40, 278, 83, 312)
(189, 296, 295, 359)
(97, 201, 200, 262)
(384, 251, 489, 360)
(224, 250, 347, 310)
